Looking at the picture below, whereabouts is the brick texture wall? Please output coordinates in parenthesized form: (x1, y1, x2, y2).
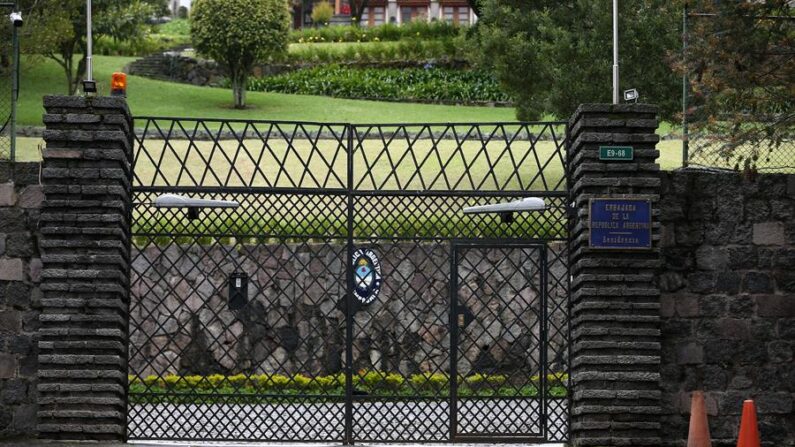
(659, 170, 795, 447)
(0, 162, 43, 439)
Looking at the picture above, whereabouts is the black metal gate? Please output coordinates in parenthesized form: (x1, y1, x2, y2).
(128, 119, 570, 443)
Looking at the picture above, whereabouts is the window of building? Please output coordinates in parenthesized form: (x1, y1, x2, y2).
(362, 6, 385, 27)
(401, 6, 428, 23)
(442, 5, 469, 25)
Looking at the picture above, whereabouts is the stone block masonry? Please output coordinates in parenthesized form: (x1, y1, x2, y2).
(0, 162, 43, 440)
(659, 170, 795, 447)
(36, 96, 133, 441)
(568, 104, 663, 446)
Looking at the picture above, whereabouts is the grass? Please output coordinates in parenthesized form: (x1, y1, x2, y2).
(16, 55, 518, 128)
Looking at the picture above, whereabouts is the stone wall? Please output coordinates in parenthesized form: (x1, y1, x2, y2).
(129, 241, 569, 379)
(0, 162, 43, 440)
(659, 170, 795, 447)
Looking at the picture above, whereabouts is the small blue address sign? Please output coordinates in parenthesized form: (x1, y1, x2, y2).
(589, 199, 652, 250)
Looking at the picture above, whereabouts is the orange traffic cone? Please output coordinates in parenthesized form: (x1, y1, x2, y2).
(736, 399, 761, 447)
(687, 391, 712, 447)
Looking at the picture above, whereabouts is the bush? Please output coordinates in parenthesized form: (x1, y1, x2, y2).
(290, 20, 461, 44)
(93, 34, 190, 57)
(311, 1, 334, 26)
(285, 39, 463, 64)
(129, 371, 568, 397)
(246, 65, 509, 104)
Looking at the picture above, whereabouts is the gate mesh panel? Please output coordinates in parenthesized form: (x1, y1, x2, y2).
(130, 119, 569, 442)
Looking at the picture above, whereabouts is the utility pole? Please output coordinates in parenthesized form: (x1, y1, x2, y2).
(612, 0, 619, 104)
(86, 0, 93, 84)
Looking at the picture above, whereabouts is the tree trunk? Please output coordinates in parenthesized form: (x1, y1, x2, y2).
(231, 72, 248, 109)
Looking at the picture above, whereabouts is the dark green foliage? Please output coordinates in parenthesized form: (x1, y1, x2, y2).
(247, 65, 509, 104)
(471, 0, 680, 121)
(290, 21, 462, 43)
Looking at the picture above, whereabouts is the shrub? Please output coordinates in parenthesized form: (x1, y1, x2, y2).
(290, 20, 461, 44)
(285, 39, 464, 64)
(311, 1, 334, 26)
(247, 65, 508, 104)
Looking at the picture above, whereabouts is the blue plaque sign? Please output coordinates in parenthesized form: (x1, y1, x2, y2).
(589, 199, 652, 250)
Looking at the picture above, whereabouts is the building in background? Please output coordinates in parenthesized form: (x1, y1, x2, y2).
(294, 0, 476, 29)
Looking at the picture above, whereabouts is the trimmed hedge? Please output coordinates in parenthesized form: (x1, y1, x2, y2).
(290, 21, 462, 44)
(129, 372, 569, 402)
(247, 65, 510, 104)
(286, 39, 464, 64)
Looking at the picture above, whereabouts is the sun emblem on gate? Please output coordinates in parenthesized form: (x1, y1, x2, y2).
(352, 249, 382, 305)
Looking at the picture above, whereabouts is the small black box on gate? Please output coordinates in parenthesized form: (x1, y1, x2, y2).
(229, 271, 248, 310)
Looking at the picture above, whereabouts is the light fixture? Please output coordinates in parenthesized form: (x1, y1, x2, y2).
(624, 88, 639, 103)
(154, 193, 239, 220)
(463, 197, 546, 224)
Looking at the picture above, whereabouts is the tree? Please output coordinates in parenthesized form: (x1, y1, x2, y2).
(681, 0, 794, 167)
(348, 0, 369, 25)
(311, 1, 334, 26)
(191, 0, 289, 109)
(21, 0, 155, 95)
(471, 0, 681, 121)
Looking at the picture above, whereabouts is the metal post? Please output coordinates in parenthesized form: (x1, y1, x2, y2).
(612, 0, 619, 104)
(682, 3, 689, 167)
(86, 0, 93, 82)
(10, 13, 18, 162)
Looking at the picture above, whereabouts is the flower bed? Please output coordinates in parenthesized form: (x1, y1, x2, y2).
(129, 372, 568, 403)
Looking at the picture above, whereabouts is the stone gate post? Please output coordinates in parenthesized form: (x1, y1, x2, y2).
(37, 96, 133, 441)
(568, 104, 662, 446)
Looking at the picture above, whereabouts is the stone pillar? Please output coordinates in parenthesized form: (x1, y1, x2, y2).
(568, 104, 662, 446)
(37, 96, 133, 441)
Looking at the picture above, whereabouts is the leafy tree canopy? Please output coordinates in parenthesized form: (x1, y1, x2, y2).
(471, 0, 680, 121)
(191, 0, 289, 108)
(682, 0, 794, 165)
(15, 0, 157, 94)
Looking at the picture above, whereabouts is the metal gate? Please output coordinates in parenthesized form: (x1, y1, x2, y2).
(128, 119, 570, 443)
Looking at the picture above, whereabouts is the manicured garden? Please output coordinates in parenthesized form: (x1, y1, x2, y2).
(129, 371, 569, 403)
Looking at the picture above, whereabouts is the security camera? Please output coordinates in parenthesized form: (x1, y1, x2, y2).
(9, 12, 23, 27)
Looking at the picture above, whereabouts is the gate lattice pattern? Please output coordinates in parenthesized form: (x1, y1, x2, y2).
(128, 119, 570, 442)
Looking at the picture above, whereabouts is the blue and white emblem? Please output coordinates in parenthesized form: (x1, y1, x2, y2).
(352, 248, 382, 305)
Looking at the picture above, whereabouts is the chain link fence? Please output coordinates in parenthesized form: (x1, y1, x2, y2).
(686, 134, 795, 173)
(0, 4, 13, 161)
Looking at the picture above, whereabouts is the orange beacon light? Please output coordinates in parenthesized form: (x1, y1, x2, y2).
(111, 72, 127, 97)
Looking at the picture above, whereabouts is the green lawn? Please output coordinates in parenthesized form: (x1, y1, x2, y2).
(17, 55, 518, 127)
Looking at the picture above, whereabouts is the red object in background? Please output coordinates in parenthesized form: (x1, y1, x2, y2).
(340, 3, 351, 14)
(736, 400, 760, 447)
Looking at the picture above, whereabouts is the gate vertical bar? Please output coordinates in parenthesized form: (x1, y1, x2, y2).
(9, 12, 18, 162)
(344, 123, 355, 444)
(540, 244, 548, 440)
(448, 242, 459, 440)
